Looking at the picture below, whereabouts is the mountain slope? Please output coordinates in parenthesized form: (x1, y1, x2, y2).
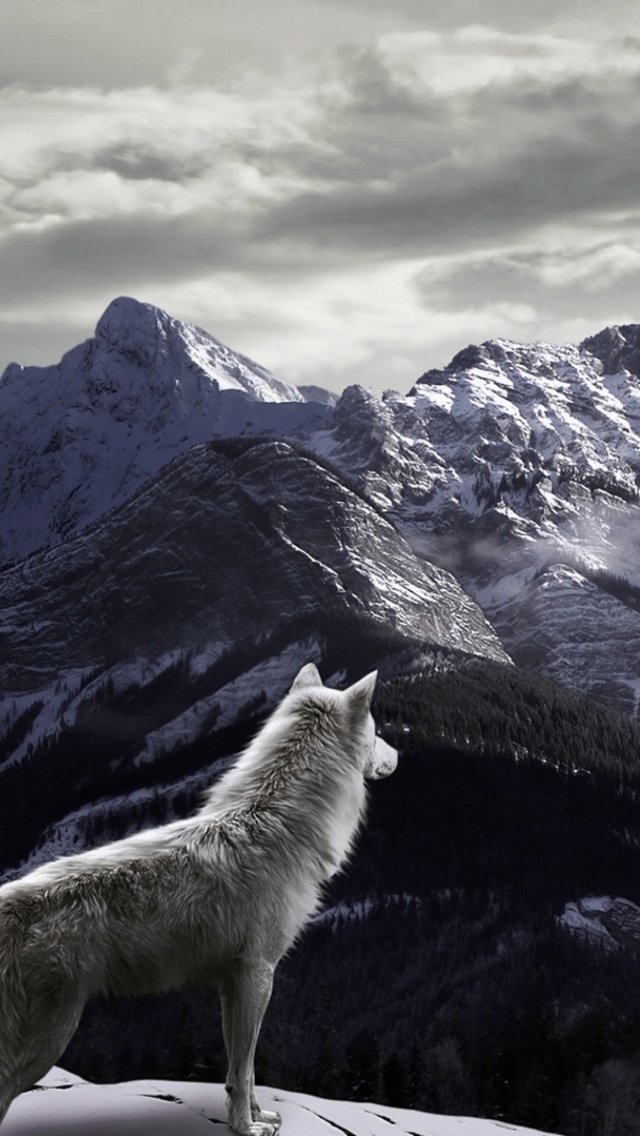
(0, 435, 507, 873)
(0, 437, 505, 692)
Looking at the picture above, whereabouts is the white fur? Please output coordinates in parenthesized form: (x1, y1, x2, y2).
(0, 664, 396, 1136)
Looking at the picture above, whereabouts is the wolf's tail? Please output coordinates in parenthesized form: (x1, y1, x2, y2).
(0, 904, 30, 1121)
(0, 906, 29, 1051)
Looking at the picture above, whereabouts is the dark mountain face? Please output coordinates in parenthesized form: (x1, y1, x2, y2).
(0, 438, 505, 693)
(581, 323, 640, 379)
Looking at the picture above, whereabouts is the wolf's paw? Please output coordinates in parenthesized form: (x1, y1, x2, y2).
(247, 1121, 281, 1136)
(252, 1109, 282, 1134)
(230, 1112, 281, 1136)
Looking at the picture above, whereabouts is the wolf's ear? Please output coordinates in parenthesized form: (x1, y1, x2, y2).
(343, 671, 377, 719)
(290, 663, 323, 692)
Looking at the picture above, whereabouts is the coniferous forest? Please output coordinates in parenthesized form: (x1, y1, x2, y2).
(41, 658, 640, 1136)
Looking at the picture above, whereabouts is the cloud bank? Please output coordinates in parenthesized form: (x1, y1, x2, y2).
(2, 3, 640, 393)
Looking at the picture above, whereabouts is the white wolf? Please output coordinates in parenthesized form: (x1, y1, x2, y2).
(0, 664, 397, 1135)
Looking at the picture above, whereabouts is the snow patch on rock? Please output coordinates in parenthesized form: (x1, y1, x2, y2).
(0, 1066, 560, 1135)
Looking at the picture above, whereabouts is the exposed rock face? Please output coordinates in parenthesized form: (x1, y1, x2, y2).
(581, 323, 640, 381)
(561, 896, 640, 957)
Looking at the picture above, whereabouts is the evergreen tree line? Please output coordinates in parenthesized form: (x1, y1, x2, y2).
(0, 610, 411, 871)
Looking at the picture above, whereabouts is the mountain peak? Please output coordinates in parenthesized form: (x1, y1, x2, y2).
(411, 339, 516, 390)
(94, 296, 172, 373)
(580, 323, 640, 379)
(90, 295, 303, 403)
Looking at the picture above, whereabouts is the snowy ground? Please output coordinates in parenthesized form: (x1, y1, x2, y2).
(1, 1067, 559, 1135)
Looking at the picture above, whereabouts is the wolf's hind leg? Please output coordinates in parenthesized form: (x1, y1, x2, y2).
(0, 985, 86, 1125)
(220, 959, 281, 1136)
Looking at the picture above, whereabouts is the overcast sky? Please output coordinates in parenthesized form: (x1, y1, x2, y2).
(2, 0, 640, 395)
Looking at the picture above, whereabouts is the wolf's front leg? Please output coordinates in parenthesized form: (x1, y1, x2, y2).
(220, 959, 281, 1136)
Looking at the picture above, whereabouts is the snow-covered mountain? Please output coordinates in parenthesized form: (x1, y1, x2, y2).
(2, 1067, 558, 1136)
(6, 297, 640, 719)
(0, 296, 327, 565)
(0, 434, 502, 688)
(304, 328, 640, 715)
(403, 327, 640, 715)
(4, 302, 640, 865)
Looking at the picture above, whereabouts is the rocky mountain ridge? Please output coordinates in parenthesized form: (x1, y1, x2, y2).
(0, 296, 507, 821)
(303, 327, 640, 714)
(405, 327, 640, 714)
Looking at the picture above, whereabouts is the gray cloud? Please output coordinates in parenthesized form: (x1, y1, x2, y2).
(337, 45, 445, 118)
(415, 245, 640, 329)
(0, 0, 408, 89)
(92, 144, 209, 184)
(250, 73, 640, 260)
(0, 213, 243, 302)
(3, 6, 640, 391)
(307, 28, 640, 241)
(322, 0, 640, 33)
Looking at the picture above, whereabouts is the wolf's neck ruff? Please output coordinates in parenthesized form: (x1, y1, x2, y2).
(201, 690, 370, 882)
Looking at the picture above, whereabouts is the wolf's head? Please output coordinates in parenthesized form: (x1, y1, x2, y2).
(290, 664, 398, 781)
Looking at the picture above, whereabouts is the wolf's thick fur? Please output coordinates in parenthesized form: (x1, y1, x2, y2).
(0, 664, 396, 1135)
